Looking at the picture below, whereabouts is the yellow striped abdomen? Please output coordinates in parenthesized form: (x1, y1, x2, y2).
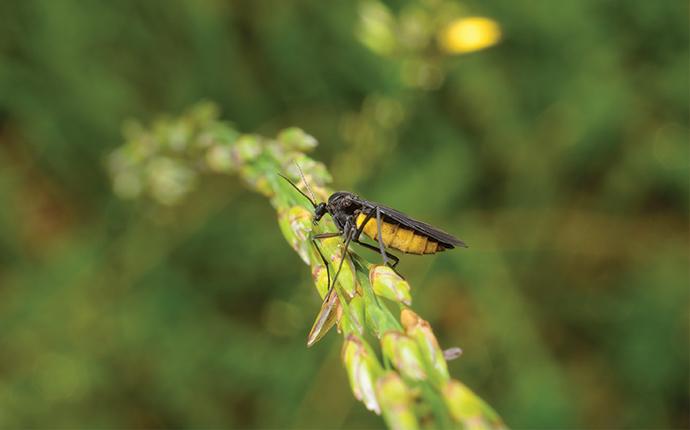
(355, 213, 442, 255)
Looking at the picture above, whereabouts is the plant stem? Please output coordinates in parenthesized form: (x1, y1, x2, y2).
(108, 102, 506, 430)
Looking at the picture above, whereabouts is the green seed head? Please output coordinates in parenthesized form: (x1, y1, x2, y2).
(339, 293, 365, 336)
(277, 127, 318, 152)
(233, 134, 262, 163)
(146, 157, 197, 205)
(329, 245, 358, 298)
(342, 334, 383, 414)
(310, 264, 330, 298)
(442, 379, 505, 429)
(381, 331, 427, 381)
(401, 309, 450, 382)
(370, 265, 412, 305)
(376, 372, 419, 430)
(205, 144, 235, 173)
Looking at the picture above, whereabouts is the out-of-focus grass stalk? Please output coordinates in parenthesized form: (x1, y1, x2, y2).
(107, 102, 506, 430)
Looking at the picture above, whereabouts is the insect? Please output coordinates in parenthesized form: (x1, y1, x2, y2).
(280, 168, 466, 344)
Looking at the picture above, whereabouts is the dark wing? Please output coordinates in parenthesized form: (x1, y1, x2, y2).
(360, 200, 467, 248)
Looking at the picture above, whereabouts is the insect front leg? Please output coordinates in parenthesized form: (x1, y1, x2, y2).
(312, 231, 342, 240)
(312, 218, 355, 294)
(311, 230, 342, 292)
(310, 237, 332, 292)
(330, 218, 356, 290)
(303, 223, 347, 347)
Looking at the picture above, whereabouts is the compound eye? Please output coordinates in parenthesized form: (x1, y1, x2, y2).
(314, 203, 327, 221)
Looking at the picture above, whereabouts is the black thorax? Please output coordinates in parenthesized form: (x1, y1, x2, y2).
(327, 192, 364, 230)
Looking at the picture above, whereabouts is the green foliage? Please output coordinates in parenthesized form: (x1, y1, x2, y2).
(0, 0, 687, 428)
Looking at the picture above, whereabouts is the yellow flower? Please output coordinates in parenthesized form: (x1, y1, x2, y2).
(438, 17, 501, 54)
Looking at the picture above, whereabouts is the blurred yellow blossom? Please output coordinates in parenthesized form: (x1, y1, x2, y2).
(438, 17, 501, 54)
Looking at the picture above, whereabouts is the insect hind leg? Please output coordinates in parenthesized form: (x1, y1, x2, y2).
(353, 239, 400, 269)
(374, 207, 399, 267)
(353, 207, 402, 272)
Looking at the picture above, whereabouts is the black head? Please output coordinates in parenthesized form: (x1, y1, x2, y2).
(278, 171, 331, 225)
(314, 202, 327, 222)
(278, 171, 359, 226)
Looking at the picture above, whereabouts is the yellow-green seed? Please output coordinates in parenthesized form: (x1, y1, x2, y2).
(370, 265, 412, 305)
(381, 331, 426, 381)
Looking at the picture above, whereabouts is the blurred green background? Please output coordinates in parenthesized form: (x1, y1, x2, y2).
(0, 0, 687, 428)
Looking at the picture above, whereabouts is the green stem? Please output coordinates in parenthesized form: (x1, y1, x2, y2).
(107, 102, 506, 430)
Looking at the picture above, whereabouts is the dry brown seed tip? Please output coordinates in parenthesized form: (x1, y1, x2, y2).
(400, 308, 420, 330)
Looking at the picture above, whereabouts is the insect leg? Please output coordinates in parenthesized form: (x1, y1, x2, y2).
(374, 207, 391, 266)
(313, 231, 342, 240)
(306, 227, 350, 346)
(311, 230, 343, 291)
(311, 237, 332, 292)
(352, 208, 400, 268)
(327, 218, 355, 298)
(353, 209, 374, 241)
(353, 239, 400, 267)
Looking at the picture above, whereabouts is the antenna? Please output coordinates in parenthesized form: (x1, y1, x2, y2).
(278, 172, 316, 208)
(295, 163, 318, 205)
